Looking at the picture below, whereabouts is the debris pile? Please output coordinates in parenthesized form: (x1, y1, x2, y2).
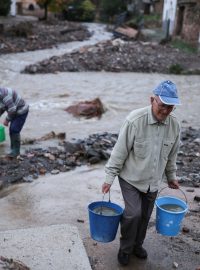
(23, 39, 200, 74)
(0, 20, 91, 54)
(0, 127, 199, 189)
(177, 127, 200, 187)
(0, 132, 118, 186)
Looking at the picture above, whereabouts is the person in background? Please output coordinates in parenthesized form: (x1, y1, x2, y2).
(102, 80, 181, 266)
(0, 87, 29, 157)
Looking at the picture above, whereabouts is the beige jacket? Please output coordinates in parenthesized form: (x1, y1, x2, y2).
(105, 106, 180, 192)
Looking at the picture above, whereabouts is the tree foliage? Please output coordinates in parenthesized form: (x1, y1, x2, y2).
(100, 0, 127, 21)
(64, 0, 95, 21)
(0, 0, 11, 16)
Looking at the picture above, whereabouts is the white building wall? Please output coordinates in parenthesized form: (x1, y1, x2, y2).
(162, 0, 177, 35)
(10, 0, 17, 16)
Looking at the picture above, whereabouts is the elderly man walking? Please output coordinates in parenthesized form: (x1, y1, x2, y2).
(0, 87, 29, 157)
(102, 80, 181, 266)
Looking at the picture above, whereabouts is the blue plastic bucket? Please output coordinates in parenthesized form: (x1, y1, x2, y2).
(88, 201, 123, 243)
(155, 196, 188, 236)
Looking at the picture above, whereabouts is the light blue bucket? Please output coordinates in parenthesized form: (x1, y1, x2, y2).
(155, 189, 188, 236)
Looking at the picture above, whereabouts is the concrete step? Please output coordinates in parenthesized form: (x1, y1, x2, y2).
(0, 224, 91, 270)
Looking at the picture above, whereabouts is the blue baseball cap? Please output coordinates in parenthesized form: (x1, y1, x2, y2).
(153, 80, 181, 105)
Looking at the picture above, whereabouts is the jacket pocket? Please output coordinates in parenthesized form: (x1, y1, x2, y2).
(162, 140, 174, 160)
(134, 141, 149, 159)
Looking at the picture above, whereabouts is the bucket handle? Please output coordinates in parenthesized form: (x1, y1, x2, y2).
(99, 191, 111, 215)
(102, 190, 111, 203)
(158, 186, 188, 205)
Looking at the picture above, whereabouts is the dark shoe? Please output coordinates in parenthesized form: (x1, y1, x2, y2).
(133, 246, 148, 259)
(7, 152, 19, 158)
(118, 249, 130, 266)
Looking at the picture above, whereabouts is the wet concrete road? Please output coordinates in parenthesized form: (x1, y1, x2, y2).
(0, 166, 199, 270)
(0, 23, 200, 269)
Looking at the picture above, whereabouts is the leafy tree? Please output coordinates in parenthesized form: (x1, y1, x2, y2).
(80, 0, 95, 21)
(0, 0, 11, 16)
(36, 0, 54, 19)
(100, 0, 127, 22)
(64, 0, 95, 21)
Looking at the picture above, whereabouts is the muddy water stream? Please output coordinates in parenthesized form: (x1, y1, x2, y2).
(0, 23, 200, 270)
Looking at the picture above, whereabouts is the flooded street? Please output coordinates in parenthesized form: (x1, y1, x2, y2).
(0, 23, 200, 270)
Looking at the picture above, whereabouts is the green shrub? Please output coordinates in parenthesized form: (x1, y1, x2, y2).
(0, 0, 11, 16)
(63, 0, 95, 21)
(100, 0, 127, 22)
(80, 0, 95, 21)
(169, 64, 184, 74)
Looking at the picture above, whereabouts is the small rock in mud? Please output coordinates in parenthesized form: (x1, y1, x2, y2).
(0, 256, 30, 270)
(173, 262, 179, 268)
(194, 196, 200, 202)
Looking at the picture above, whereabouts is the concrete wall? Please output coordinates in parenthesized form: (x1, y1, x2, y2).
(162, 0, 177, 35)
(10, 0, 16, 16)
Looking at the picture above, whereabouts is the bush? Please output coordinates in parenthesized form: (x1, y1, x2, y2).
(169, 64, 184, 74)
(100, 0, 127, 22)
(63, 0, 95, 22)
(80, 0, 95, 21)
(0, 0, 11, 16)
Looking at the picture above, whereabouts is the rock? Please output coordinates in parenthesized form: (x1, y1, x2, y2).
(77, 219, 84, 223)
(182, 226, 190, 233)
(0, 256, 30, 270)
(39, 168, 47, 175)
(57, 132, 66, 140)
(194, 138, 200, 144)
(44, 153, 56, 160)
(173, 262, 179, 268)
(194, 196, 200, 202)
(88, 156, 101, 164)
(65, 98, 105, 119)
(64, 141, 84, 154)
(114, 26, 138, 39)
(51, 169, 60, 175)
(186, 189, 194, 192)
(22, 176, 33, 182)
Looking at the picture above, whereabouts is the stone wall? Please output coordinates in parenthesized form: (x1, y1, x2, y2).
(154, 0, 164, 14)
(174, 2, 200, 46)
(181, 4, 200, 43)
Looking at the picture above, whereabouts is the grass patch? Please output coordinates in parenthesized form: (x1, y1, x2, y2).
(171, 39, 198, 54)
(169, 64, 184, 74)
(143, 13, 162, 28)
(143, 14, 161, 22)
